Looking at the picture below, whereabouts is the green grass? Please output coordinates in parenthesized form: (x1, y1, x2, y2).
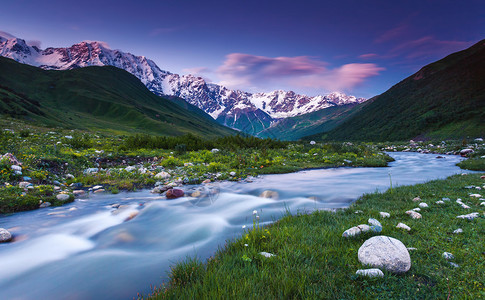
(0, 56, 235, 138)
(457, 158, 485, 171)
(143, 173, 485, 299)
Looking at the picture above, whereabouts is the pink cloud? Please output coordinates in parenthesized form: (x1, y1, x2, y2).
(390, 36, 473, 60)
(216, 53, 384, 92)
(359, 53, 379, 59)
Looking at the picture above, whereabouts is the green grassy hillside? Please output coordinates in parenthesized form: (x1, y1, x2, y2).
(0, 57, 235, 137)
(321, 39, 485, 141)
(258, 103, 362, 140)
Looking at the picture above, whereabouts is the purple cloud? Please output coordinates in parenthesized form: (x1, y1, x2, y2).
(375, 25, 408, 43)
(359, 53, 379, 59)
(390, 36, 472, 60)
(217, 53, 384, 92)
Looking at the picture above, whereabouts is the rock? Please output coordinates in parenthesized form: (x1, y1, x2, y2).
(442, 252, 454, 260)
(418, 202, 428, 208)
(309, 140, 316, 145)
(481, 175, 485, 179)
(357, 224, 371, 233)
(259, 190, 279, 199)
(379, 212, 390, 218)
(456, 212, 479, 220)
(191, 191, 202, 197)
(358, 236, 411, 273)
(229, 171, 236, 176)
(11, 165, 22, 172)
(259, 252, 275, 258)
(460, 149, 474, 155)
(449, 262, 459, 268)
(166, 188, 184, 199)
(436, 156, 444, 159)
(94, 189, 105, 193)
(202, 179, 211, 184)
(211, 148, 220, 153)
(73, 190, 85, 196)
(442, 197, 450, 201)
(342, 226, 362, 238)
(18, 181, 32, 188)
(396, 223, 411, 231)
(368, 218, 382, 227)
(0, 228, 12, 243)
(83, 168, 99, 174)
(435, 200, 445, 204)
(412, 197, 421, 202)
(56, 194, 70, 201)
(154, 171, 171, 179)
(406, 210, 422, 219)
(92, 185, 103, 190)
(124, 211, 139, 222)
(481, 202, 485, 206)
(66, 174, 75, 179)
(453, 228, 463, 234)
(469, 194, 482, 198)
(355, 268, 384, 278)
(407, 247, 417, 251)
(412, 207, 421, 211)
(354, 210, 363, 214)
(39, 202, 51, 208)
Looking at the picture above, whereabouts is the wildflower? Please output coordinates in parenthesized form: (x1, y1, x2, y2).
(244, 244, 248, 247)
(252, 210, 258, 215)
(242, 225, 246, 229)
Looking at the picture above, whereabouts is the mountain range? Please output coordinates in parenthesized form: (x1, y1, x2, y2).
(0, 32, 365, 135)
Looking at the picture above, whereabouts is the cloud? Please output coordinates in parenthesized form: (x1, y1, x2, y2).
(359, 53, 378, 59)
(182, 67, 211, 75)
(375, 25, 408, 43)
(216, 53, 384, 92)
(27, 40, 42, 48)
(390, 36, 472, 60)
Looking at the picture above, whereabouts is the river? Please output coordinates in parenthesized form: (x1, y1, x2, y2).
(0, 152, 473, 299)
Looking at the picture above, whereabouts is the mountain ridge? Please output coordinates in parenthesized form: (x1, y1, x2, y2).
(0, 32, 366, 135)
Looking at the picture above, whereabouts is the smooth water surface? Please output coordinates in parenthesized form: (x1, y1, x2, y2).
(0, 152, 472, 299)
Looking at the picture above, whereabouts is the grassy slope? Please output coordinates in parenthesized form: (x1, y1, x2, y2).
(0, 57, 235, 138)
(146, 173, 485, 299)
(322, 40, 485, 141)
(258, 103, 363, 141)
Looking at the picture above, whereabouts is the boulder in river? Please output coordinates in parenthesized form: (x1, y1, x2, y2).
(166, 188, 184, 199)
(0, 228, 12, 243)
(358, 236, 411, 273)
(259, 190, 279, 199)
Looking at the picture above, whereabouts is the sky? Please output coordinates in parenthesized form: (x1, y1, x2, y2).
(0, 0, 483, 98)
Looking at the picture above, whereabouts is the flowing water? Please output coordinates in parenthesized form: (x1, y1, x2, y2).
(0, 152, 473, 299)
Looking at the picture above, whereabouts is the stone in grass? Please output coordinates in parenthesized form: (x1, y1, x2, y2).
(0, 228, 12, 243)
(453, 228, 463, 234)
(406, 210, 422, 219)
(469, 194, 482, 198)
(412, 208, 421, 212)
(418, 202, 428, 208)
(368, 218, 382, 233)
(412, 197, 421, 202)
(342, 226, 362, 238)
(396, 223, 411, 231)
(443, 252, 454, 260)
(481, 202, 485, 206)
(357, 224, 371, 233)
(436, 200, 445, 204)
(442, 197, 450, 201)
(456, 212, 479, 220)
(39, 202, 51, 208)
(56, 194, 71, 202)
(449, 262, 459, 268)
(260, 252, 275, 258)
(358, 236, 411, 273)
(379, 212, 390, 218)
(355, 268, 384, 278)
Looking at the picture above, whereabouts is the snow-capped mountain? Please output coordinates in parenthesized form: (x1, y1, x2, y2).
(0, 32, 367, 135)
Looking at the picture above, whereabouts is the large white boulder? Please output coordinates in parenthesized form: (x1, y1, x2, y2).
(358, 235, 411, 273)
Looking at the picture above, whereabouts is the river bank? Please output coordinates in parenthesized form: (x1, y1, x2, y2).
(143, 172, 485, 299)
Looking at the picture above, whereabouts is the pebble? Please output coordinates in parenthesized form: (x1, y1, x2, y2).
(94, 189, 105, 193)
(396, 223, 411, 231)
(202, 179, 211, 184)
(259, 190, 279, 199)
(358, 236, 411, 273)
(154, 171, 171, 179)
(407, 247, 417, 251)
(449, 262, 459, 268)
(39, 202, 51, 208)
(73, 190, 85, 196)
(355, 268, 384, 278)
(442, 252, 454, 260)
(412, 197, 421, 202)
(418, 202, 428, 208)
(56, 194, 70, 201)
(259, 252, 275, 258)
(456, 212, 479, 220)
(436, 200, 445, 204)
(453, 228, 463, 234)
(354, 210, 363, 214)
(229, 171, 236, 176)
(412, 207, 421, 211)
(379, 212, 390, 218)
(442, 197, 450, 201)
(469, 194, 482, 198)
(406, 210, 422, 219)
(0, 228, 12, 243)
(92, 185, 103, 190)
